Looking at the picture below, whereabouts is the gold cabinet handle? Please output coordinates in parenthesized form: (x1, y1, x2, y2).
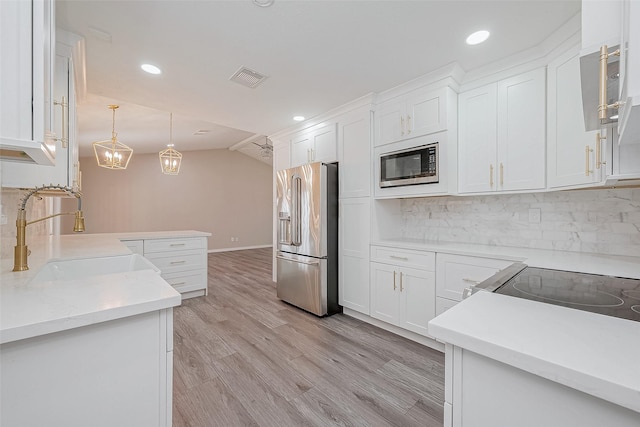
(407, 115, 412, 134)
(400, 116, 405, 136)
(585, 145, 593, 176)
(399, 272, 403, 292)
(389, 255, 409, 261)
(596, 132, 606, 169)
(393, 271, 397, 290)
(53, 96, 68, 148)
(489, 164, 494, 187)
(598, 45, 621, 122)
(170, 260, 187, 265)
(500, 163, 504, 186)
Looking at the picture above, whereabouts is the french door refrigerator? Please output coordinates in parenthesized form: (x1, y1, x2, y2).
(276, 162, 339, 316)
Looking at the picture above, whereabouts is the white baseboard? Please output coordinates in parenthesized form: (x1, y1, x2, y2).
(207, 244, 272, 253)
(343, 308, 445, 353)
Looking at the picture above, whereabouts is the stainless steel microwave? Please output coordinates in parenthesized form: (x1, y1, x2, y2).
(379, 143, 439, 188)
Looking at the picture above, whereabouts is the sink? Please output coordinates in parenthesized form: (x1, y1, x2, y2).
(30, 254, 160, 283)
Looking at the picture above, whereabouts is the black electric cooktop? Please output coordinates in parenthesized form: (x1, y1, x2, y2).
(479, 264, 640, 322)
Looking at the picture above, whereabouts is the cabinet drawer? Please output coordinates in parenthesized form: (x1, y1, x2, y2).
(143, 237, 206, 254)
(435, 297, 458, 317)
(162, 270, 207, 294)
(436, 253, 513, 301)
(371, 246, 435, 271)
(144, 249, 206, 274)
(121, 239, 144, 256)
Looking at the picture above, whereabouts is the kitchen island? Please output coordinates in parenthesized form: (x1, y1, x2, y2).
(0, 234, 181, 427)
(428, 291, 640, 427)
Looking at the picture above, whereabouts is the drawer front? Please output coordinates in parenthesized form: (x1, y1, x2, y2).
(371, 246, 435, 271)
(145, 249, 206, 274)
(435, 296, 458, 317)
(436, 253, 513, 301)
(143, 237, 206, 254)
(162, 270, 207, 294)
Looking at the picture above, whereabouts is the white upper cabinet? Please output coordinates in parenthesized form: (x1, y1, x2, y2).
(548, 47, 605, 188)
(581, 0, 622, 54)
(375, 86, 448, 147)
(618, 0, 640, 145)
(290, 122, 337, 167)
(0, 0, 55, 165)
(458, 68, 546, 194)
(337, 106, 372, 198)
(272, 139, 291, 172)
(2, 31, 83, 190)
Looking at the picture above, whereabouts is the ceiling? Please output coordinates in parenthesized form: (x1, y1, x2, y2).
(56, 0, 582, 165)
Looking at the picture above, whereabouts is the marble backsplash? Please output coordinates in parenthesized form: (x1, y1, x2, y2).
(1, 188, 49, 260)
(401, 188, 640, 257)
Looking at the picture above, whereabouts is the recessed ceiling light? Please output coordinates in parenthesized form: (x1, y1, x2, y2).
(293, 116, 305, 122)
(466, 30, 490, 45)
(141, 64, 162, 75)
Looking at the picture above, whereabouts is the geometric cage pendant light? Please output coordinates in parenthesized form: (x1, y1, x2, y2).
(159, 112, 182, 175)
(92, 105, 133, 170)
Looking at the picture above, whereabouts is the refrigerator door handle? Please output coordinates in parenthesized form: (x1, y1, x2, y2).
(276, 253, 320, 266)
(291, 174, 302, 246)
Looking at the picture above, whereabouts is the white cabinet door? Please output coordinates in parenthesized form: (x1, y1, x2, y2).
(548, 48, 603, 188)
(458, 84, 498, 193)
(2, 46, 79, 189)
(0, 0, 55, 165)
(458, 68, 545, 194)
(376, 87, 449, 147)
(618, 0, 640, 146)
(338, 107, 372, 198)
(406, 86, 448, 139)
(273, 140, 290, 172)
(290, 131, 312, 167)
(289, 123, 337, 167)
(311, 123, 337, 163)
(370, 262, 399, 324)
(398, 266, 435, 337)
(375, 97, 404, 147)
(497, 68, 546, 191)
(339, 198, 370, 314)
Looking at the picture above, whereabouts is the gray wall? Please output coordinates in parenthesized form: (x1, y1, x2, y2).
(62, 149, 272, 251)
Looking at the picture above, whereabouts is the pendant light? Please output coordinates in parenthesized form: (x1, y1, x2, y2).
(159, 112, 182, 175)
(92, 105, 133, 169)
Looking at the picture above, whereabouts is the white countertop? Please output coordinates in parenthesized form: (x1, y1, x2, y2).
(428, 292, 640, 413)
(0, 234, 181, 344)
(372, 238, 640, 279)
(87, 230, 211, 240)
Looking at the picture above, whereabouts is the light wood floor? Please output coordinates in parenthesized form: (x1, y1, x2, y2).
(172, 248, 445, 427)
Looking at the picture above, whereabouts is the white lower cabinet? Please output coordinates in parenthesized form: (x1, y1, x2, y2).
(0, 309, 174, 427)
(370, 246, 436, 337)
(121, 236, 208, 299)
(446, 346, 640, 427)
(436, 253, 514, 307)
(339, 198, 371, 314)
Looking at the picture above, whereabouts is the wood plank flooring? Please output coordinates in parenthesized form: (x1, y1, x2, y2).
(172, 248, 445, 427)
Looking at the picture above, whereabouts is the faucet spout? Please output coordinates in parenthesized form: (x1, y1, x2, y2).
(13, 185, 85, 272)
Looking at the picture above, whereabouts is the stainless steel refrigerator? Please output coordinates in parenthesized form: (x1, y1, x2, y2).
(276, 162, 339, 316)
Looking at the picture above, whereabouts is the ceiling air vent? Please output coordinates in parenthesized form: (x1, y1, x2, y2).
(229, 66, 268, 88)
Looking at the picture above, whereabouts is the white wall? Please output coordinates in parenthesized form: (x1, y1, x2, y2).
(400, 188, 640, 257)
(62, 149, 272, 251)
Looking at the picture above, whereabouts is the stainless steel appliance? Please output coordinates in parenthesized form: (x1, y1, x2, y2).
(276, 162, 339, 316)
(379, 143, 438, 188)
(466, 263, 640, 322)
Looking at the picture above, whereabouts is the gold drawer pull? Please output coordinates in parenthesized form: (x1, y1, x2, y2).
(170, 260, 187, 265)
(585, 145, 593, 176)
(462, 278, 481, 284)
(169, 243, 186, 247)
(390, 255, 409, 261)
(172, 281, 186, 286)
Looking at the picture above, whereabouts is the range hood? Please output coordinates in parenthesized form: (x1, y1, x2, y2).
(580, 46, 620, 132)
(0, 137, 55, 165)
